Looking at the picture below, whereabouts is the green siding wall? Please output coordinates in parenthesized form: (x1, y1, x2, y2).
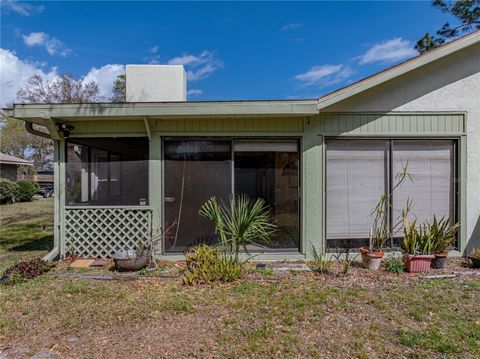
(153, 117, 305, 133)
(72, 120, 147, 135)
(312, 113, 465, 135)
(62, 112, 467, 259)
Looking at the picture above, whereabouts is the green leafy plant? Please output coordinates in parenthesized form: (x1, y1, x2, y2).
(0, 178, 18, 204)
(384, 257, 405, 274)
(401, 219, 434, 255)
(333, 249, 357, 274)
(430, 216, 461, 254)
(402, 216, 460, 256)
(199, 195, 277, 260)
(309, 245, 333, 274)
(369, 164, 413, 252)
(471, 248, 480, 259)
(2, 258, 53, 285)
(15, 180, 39, 202)
(182, 244, 244, 285)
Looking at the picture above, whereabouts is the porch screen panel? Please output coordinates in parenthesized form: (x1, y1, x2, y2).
(164, 140, 232, 253)
(326, 140, 389, 248)
(392, 140, 454, 227)
(66, 138, 148, 206)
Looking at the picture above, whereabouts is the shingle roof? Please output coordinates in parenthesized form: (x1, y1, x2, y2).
(0, 153, 33, 166)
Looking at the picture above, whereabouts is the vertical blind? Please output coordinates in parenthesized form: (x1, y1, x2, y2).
(326, 139, 455, 247)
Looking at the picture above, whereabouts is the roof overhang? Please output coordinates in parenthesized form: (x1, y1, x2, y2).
(317, 30, 480, 110)
(3, 100, 319, 123)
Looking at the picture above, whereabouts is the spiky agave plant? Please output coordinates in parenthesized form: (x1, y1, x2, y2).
(199, 195, 277, 260)
(429, 215, 461, 254)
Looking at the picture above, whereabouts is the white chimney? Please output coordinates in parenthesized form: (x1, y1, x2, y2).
(126, 65, 187, 102)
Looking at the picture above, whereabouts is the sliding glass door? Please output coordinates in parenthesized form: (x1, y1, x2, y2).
(163, 140, 232, 252)
(163, 138, 300, 253)
(234, 140, 299, 250)
(325, 138, 457, 250)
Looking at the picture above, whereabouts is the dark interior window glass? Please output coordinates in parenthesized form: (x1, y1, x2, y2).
(163, 140, 232, 252)
(66, 138, 148, 206)
(163, 139, 300, 253)
(234, 140, 299, 251)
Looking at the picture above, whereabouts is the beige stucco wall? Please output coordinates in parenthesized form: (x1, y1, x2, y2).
(324, 43, 480, 253)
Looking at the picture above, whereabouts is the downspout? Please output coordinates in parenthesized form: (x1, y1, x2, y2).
(24, 121, 61, 261)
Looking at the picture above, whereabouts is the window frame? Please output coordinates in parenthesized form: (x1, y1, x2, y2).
(324, 136, 459, 252)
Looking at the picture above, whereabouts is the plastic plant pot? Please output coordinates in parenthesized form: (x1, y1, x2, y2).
(470, 257, 480, 268)
(432, 253, 448, 269)
(404, 254, 435, 273)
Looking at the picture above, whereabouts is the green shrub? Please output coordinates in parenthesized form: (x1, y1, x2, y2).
(182, 244, 244, 285)
(15, 180, 39, 202)
(0, 178, 18, 204)
(384, 257, 405, 274)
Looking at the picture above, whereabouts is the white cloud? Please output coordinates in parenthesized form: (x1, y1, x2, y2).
(83, 64, 125, 99)
(1, 0, 44, 16)
(0, 48, 125, 106)
(359, 38, 418, 65)
(168, 50, 223, 82)
(187, 88, 202, 97)
(281, 23, 303, 31)
(22, 32, 71, 57)
(23, 32, 46, 46)
(149, 46, 159, 54)
(0, 48, 58, 106)
(294, 64, 354, 87)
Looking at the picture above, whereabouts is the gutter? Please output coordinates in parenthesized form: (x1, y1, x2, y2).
(25, 121, 52, 139)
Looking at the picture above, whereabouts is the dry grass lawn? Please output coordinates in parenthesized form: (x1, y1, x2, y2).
(0, 198, 53, 272)
(1, 199, 479, 358)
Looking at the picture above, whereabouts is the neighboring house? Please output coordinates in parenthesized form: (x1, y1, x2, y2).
(0, 153, 33, 182)
(3, 31, 479, 260)
(23, 162, 55, 197)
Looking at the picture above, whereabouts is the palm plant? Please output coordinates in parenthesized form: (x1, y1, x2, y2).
(199, 195, 277, 260)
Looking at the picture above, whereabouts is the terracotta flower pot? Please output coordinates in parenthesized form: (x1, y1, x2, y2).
(432, 253, 448, 269)
(360, 247, 384, 270)
(404, 254, 435, 273)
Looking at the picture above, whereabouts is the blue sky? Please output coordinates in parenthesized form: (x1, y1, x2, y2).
(0, 1, 460, 105)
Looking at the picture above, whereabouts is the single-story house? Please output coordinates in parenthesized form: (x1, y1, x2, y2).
(3, 31, 479, 260)
(0, 152, 33, 182)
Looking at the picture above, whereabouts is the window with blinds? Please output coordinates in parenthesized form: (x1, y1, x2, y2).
(326, 139, 456, 250)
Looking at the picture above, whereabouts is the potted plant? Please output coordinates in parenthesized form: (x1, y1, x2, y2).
(430, 216, 460, 269)
(113, 224, 173, 272)
(401, 219, 435, 273)
(470, 248, 480, 268)
(361, 165, 412, 270)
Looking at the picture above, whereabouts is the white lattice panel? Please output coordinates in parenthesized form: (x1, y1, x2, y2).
(65, 207, 152, 258)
